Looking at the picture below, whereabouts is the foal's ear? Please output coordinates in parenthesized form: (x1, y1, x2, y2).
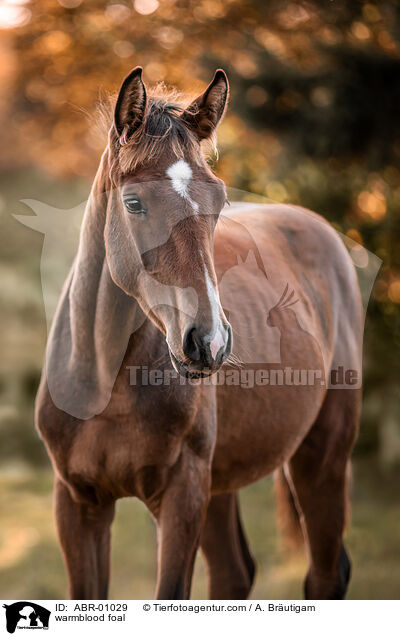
(182, 69, 229, 140)
(114, 66, 147, 141)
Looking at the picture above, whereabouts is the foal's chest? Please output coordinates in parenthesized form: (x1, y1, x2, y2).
(66, 349, 210, 503)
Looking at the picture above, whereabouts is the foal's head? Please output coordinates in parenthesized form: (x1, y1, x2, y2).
(105, 67, 232, 378)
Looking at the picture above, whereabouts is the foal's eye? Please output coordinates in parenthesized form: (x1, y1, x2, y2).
(124, 196, 146, 215)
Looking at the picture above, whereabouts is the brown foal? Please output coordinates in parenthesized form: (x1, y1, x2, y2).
(36, 67, 362, 600)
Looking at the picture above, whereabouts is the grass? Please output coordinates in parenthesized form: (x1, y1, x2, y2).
(0, 458, 399, 600)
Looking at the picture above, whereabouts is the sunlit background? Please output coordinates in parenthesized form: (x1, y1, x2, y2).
(0, 0, 399, 599)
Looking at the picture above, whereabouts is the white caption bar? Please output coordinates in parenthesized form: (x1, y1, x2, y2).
(1, 600, 397, 636)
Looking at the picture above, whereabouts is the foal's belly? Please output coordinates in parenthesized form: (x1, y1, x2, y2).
(211, 380, 325, 493)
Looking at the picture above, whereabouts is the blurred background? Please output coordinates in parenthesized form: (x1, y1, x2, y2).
(0, 0, 399, 599)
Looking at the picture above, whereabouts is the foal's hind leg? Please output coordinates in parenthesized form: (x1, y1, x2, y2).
(54, 478, 115, 599)
(201, 493, 256, 599)
(287, 388, 360, 600)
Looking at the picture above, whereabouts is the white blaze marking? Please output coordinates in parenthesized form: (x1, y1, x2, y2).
(204, 264, 226, 360)
(166, 160, 199, 212)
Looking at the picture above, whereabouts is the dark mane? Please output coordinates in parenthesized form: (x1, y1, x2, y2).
(98, 83, 216, 174)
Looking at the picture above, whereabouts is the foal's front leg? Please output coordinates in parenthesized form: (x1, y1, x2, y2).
(54, 478, 115, 599)
(154, 447, 211, 599)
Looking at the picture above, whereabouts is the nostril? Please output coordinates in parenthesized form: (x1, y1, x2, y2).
(215, 324, 232, 364)
(225, 324, 232, 358)
(182, 325, 200, 361)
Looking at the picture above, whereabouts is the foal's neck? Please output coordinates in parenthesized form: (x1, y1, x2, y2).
(46, 149, 146, 419)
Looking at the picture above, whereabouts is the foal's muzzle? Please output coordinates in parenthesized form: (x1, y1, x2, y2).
(170, 323, 232, 379)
